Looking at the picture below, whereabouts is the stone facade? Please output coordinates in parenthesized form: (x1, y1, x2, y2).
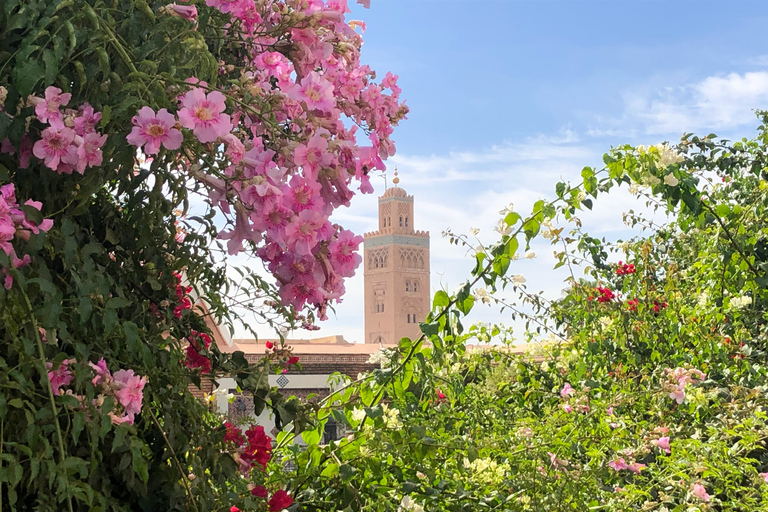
(363, 186, 430, 345)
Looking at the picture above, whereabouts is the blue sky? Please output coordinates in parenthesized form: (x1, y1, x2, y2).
(244, 0, 768, 343)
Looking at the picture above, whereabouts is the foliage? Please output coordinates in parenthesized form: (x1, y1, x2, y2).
(287, 119, 768, 511)
(0, 0, 401, 509)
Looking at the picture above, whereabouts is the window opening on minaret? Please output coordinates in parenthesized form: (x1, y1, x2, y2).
(405, 280, 411, 292)
(405, 216, 409, 227)
(413, 281, 419, 292)
(399, 216, 403, 227)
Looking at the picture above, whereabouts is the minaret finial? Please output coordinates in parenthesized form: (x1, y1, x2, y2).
(392, 167, 400, 187)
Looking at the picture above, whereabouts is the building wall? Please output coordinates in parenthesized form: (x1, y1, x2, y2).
(363, 187, 430, 344)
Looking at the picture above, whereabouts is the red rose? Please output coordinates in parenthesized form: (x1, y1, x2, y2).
(268, 490, 293, 511)
(251, 485, 269, 498)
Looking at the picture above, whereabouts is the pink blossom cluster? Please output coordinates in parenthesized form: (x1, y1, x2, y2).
(0, 87, 108, 174)
(692, 483, 711, 502)
(47, 358, 147, 425)
(607, 456, 646, 473)
(650, 425, 671, 454)
(0, 183, 53, 289)
(559, 382, 589, 414)
(127, 0, 406, 320)
(663, 366, 706, 404)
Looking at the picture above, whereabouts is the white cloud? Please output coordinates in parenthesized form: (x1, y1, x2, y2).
(614, 71, 768, 136)
(302, 134, 663, 343)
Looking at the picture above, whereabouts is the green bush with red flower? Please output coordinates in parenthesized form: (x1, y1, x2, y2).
(283, 119, 768, 511)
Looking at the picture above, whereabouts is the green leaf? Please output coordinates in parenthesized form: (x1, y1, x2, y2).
(320, 463, 339, 478)
(71, 412, 85, 443)
(13, 60, 45, 97)
(432, 290, 450, 309)
(302, 428, 321, 446)
(42, 49, 58, 85)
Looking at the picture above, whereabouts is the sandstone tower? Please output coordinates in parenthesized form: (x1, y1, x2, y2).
(363, 176, 430, 344)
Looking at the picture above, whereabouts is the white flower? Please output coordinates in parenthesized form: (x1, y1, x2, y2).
(494, 219, 513, 236)
(636, 144, 646, 154)
(730, 295, 752, 308)
(575, 190, 587, 203)
(628, 183, 641, 194)
(512, 274, 526, 285)
(474, 287, 492, 304)
(367, 350, 387, 365)
(469, 227, 480, 236)
(382, 404, 402, 429)
(656, 143, 684, 168)
(664, 174, 679, 186)
(351, 407, 366, 422)
(399, 496, 424, 512)
(525, 251, 536, 259)
(498, 202, 514, 215)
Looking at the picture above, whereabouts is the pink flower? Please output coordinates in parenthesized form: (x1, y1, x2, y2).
(560, 383, 575, 397)
(165, 3, 197, 21)
(606, 406, 614, 416)
(328, 229, 363, 278)
(357, 0, 370, 7)
(608, 457, 628, 471)
(47, 360, 73, 396)
(74, 103, 102, 136)
(89, 358, 112, 386)
(562, 403, 572, 413)
(627, 462, 646, 473)
(293, 133, 331, 177)
(222, 133, 245, 164)
(127, 107, 183, 155)
(285, 175, 322, 212)
(692, 483, 710, 502)
(109, 411, 136, 426)
(287, 71, 335, 113)
(178, 88, 232, 143)
(205, 0, 244, 14)
(548, 452, 568, 470)
(33, 127, 78, 171)
(35, 86, 71, 129)
(113, 369, 147, 417)
(76, 132, 107, 173)
(759, 472, 768, 483)
(669, 383, 686, 404)
(656, 436, 671, 454)
(285, 209, 325, 255)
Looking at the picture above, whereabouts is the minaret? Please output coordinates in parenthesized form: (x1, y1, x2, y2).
(363, 172, 430, 344)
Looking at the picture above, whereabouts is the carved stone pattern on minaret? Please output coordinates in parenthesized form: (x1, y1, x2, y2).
(380, 203, 391, 228)
(367, 248, 389, 270)
(399, 248, 425, 269)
